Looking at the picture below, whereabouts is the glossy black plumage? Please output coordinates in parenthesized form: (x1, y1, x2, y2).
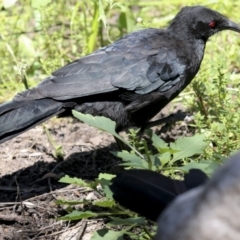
(1, 6, 240, 143)
(110, 169, 208, 221)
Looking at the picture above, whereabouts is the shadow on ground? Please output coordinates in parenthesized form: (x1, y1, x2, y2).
(0, 143, 121, 202)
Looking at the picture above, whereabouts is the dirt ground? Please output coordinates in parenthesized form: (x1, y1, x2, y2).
(0, 104, 193, 240)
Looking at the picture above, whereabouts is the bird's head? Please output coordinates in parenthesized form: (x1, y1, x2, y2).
(170, 6, 240, 42)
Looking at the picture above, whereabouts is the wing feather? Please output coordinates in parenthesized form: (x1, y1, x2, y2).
(15, 28, 187, 101)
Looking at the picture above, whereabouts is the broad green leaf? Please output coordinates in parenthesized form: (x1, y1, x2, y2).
(176, 159, 220, 176)
(73, 111, 119, 138)
(149, 155, 159, 170)
(98, 173, 115, 180)
(157, 152, 171, 167)
(59, 175, 92, 188)
(170, 134, 208, 163)
(98, 173, 116, 199)
(97, 177, 113, 199)
(108, 217, 146, 226)
(93, 199, 116, 208)
(152, 154, 161, 169)
(176, 161, 211, 173)
(161, 148, 180, 154)
(59, 210, 97, 221)
(111, 151, 148, 168)
(91, 228, 125, 240)
(73, 112, 142, 156)
(146, 130, 168, 150)
(199, 159, 221, 175)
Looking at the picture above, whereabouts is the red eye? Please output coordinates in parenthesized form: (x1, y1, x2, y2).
(209, 21, 216, 28)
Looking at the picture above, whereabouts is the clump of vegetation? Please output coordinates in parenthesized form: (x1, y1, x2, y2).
(57, 111, 214, 239)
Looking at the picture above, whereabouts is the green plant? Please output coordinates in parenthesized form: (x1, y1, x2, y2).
(55, 112, 220, 239)
(57, 173, 152, 239)
(188, 62, 240, 158)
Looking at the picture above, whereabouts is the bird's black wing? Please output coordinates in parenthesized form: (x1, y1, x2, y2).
(14, 29, 187, 102)
(108, 29, 187, 96)
(110, 169, 187, 221)
(110, 169, 208, 221)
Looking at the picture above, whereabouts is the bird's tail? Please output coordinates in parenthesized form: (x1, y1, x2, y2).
(0, 98, 64, 144)
(110, 169, 207, 221)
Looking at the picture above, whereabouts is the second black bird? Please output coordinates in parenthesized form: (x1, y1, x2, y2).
(110, 168, 208, 221)
(1, 6, 240, 143)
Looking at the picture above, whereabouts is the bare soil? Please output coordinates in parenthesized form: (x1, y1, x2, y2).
(0, 103, 193, 240)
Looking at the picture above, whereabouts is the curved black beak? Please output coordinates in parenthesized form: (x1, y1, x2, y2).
(223, 19, 240, 33)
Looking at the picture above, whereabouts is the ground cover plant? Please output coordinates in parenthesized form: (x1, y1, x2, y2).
(1, 0, 240, 239)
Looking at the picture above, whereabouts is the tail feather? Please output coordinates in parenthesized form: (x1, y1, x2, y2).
(0, 99, 64, 143)
(0, 101, 28, 115)
(110, 169, 208, 221)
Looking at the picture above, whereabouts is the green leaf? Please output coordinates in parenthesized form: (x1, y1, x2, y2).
(152, 154, 161, 168)
(98, 173, 116, 198)
(98, 173, 115, 180)
(146, 130, 168, 150)
(111, 151, 148, 168)
(108, 217, 146, 226)
(91, 228, 125, 240)
(97, 177, 113, 199)
(157, 152, 171, 168)
(170, 134, 208, 163)
(59, 210, 97, 221)
(118, 6, 135, 32)
(87, 1, 99, 53)
(59, 175, 93, 188)
(93, 199, 116, 208)
(175, 159, 220, 176)
(98, 0, 107, 28)
(31, 0, 52, 8)
(199, 159, 220, 175)
(55, 199, 90, 206)
(73, 112, 143, 157)
(73, 111, 119, 138)
(176, 161, 210, 173)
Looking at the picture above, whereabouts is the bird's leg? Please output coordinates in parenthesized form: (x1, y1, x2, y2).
(144, 112, 193, 129)
(115, 112, 192, 150)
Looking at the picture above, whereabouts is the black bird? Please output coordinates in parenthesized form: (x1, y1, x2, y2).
(1, 6, 240, 143)
(156, 153, 240, 240)
(110, 153, 240, 240)
(110, 168, 208, 221)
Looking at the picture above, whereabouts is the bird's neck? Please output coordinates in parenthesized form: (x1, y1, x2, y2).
(168, 22, 207, 44)
(168, 27, 206, 72)
(191, 39, 206, 66)
(170, 26, 206, 68)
